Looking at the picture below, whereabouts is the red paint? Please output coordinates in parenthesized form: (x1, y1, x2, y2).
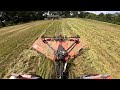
(32, 38, 85, 61)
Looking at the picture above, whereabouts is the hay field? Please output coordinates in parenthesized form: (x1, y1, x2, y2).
(0, 18, 120, 79)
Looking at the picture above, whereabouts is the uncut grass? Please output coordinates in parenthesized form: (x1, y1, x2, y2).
(44, 20, 62, 37)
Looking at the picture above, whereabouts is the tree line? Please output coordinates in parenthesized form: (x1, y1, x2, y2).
(68, 11, 120, 25)
(0, 11, 120, 27)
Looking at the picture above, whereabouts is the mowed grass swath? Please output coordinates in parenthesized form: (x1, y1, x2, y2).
(0, 18, 120, 79)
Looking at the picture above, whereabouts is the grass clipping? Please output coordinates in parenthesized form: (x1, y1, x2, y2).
(69, 47, 114, 78)
(3, 49, 40, 79)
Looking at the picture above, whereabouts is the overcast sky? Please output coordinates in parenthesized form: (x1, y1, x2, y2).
(86, 11, 120, 15)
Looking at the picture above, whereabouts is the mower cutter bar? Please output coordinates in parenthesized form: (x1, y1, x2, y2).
(41, 35, 80, 42)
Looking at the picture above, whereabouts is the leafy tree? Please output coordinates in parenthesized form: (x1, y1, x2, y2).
(86, 13, 97, 19)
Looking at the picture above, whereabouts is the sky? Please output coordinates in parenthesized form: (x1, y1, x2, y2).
(86, 11, 120, 15)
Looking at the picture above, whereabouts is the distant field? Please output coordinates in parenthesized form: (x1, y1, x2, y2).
(0, 18, 120, 79)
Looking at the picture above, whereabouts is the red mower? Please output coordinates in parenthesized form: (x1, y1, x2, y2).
(9, 35, 112, 79)
(32, 35, 84, 79)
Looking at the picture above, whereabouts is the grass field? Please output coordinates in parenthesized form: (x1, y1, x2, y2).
(0, 18, 120, 79)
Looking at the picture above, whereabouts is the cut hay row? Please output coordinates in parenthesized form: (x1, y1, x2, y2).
(0, 21, 54, 78)
(2, 20, 62, 79)
(61, 18, 120, 78)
